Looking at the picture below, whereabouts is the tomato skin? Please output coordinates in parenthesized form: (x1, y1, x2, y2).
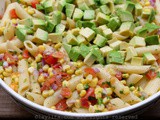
(4, 52, 16, 65)
(22, 50, 30, 59)
(55, 99, 68, 111)
(10, 9, 18, 18)
(98, 79, 109, 88)
(84, 68, 97, 77)
(43, 54, 58, 65)
(84, 88, 95, 99)
(115, 71, 122, 81)
(52, 51, 64, 59)
(146, 69, 157, 80)
(80, 98, 90, 108)
(61, 87, 72, 98)
(31, 0, 39, 8)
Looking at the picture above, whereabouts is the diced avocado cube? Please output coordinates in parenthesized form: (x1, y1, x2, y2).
(77, 35, 87, 44)
(89, 45, 98, 50)
(77, 0, 90, 10)
(125, 46, 137, 61)
(100, 46, 113, 57)
(136, 27, 148, 37)
(53, 11, 62, 25)
(114, 0, 124, 4)
(48, 33, 62, 43)
(83, 10, 95, 20)
(76, 21, 96, 28)
(98, 25, 108, 31)
(120, 42, 129, 51)
(32, 19, 46, 30)
(80, 44, 90, 57)
(93, 34, 108, 47)
(142, 8, 151, 19)
(65, 3, 75, 18)
(16, 25, 27, 42)
(65, 0, 74, 3)
(71, 28, 80, 36)
(84, 52, 97, 66)
(100, 0, 110, 4)
(145, 22, 160, 33)
(148, 9, 155, 23)
(80, 27, 96, 41)
(46, 20, 55, 33)
(125, 1, 135, 13)
(96, 12, 110, 25)
(66, 33, 78, 45)
(119, 22, 135, 36)
(102, 28, 113, 39)
(57, 0, 66, 11)
(108, 17, 121, 31)
(69, 46, 81, 62)
(117, 10, 134, 22)
(135, 3, 142, 16)
(73, 8, 84, 21)
(91, 48, 105, 64)
(107, 50, 124, 64)
(129, 36, 146, 47)
(55, 23, 65, 33)
(145, 35, 159, 45)
(118, 51, 126, 58)
(100, 5, 110, 15)
(143, 52, 156, 64)
(62, 43, 71, 54)
(131, 57, 143, 66)
(85, 0, 96, 7)
(43, 0, 54, 13)
(32, 28, 48, 44)
(36, 4, 44, 11)
(109, 40, 122, 50)
(18, 18, 33, 27)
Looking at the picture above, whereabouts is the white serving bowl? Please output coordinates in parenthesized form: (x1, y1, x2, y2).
(0, 78, 160, 119)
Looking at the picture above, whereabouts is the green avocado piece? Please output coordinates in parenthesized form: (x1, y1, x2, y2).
(119, 22, 135, 36)
(69, 46, 81, 62)
(16, 25, 27, 42)
(57, 0, 66, 11)
(77, 35, 87, 45)
(48, 33, 62, 43)
(65, 0, 74, 3)
(76, 20, 96, 28)
(107, 50, 124, 64)
(55, 23, 65, 33)
(66, 32, 78, 45)
(125, 46, 137, 61)
(62, 43, 71, 54)
(46, 20, 55, 33)
(18, 18, 33, 27)
(96, 12, 110, 25)
(43, 0, 54, 13)
(93, 34, 108, 47)
(85, 0, 96, 7)
(102, 28, 113, 40)
(32, 28, 48, 44)
(36, 4, 44, 11)
(71, 28, 80, 36)
(53, 11, 62, 25)
(143, 52, 156, 64)
(73, 8, 84, 21)
(136, 27, 148, 37)
(32, 19, 46, 30)
(129, 36, 146, 47)
(77, 0, 90, 10)
(80, 44, 90, 57)
(145, 35, 159, 45)
(142, 8, 151, 19)
(148, 9, 155, 23)
(117, 10, 134, 22)
(125, 1, 135, 13)
(65, 3, 75, 18)
(100, 0, 110, 4)
(131, 57, 143, 66)
(135, 3, 142, 16)
(114, 0, 124, 4)
(84, 52, 97, 66)
(108, 17, 121, 31)
(83, 10, 95, 20)
(100, 46, 113, 57)
(100, 5, 110, 15)
(91, 48, 105, 64)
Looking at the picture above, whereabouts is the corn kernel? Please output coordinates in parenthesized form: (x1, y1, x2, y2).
(75, 99, 81, 108)
(97, 104, 105, 111)
(49, 72, 54, 77)
(51, 106, 56, 109)
(75, 69, 82, 75)
(89, 77, 98, 87)
(54, 43, 62, 49)
(76, 83, 84, 91)
(24, 8, 28, 12)
(105, 88, 113, 96)
(38, 75, 45, 83)
(38, 45, 45, 53)
(103, 97, 110, 104)
(59, 59, 65, 64)
(121, 80, 126, 85)
(14, 78, 19, 84)
(130, 86, 135, 91)
(67, 69, 74, 74)
(27, 9, 35, 15)
(63, 65, 70, 71)
(96, 93, 102, 98)
(28, 57, 33, 63)
(18, 54, 23, 60)
(122, 74, 129, 78)
(86, 74, 93, 82)
(0, 74, 4, 79)
(3, 71, 10, 77)
(80, 90, 86, 97)
(28, 67, 34, 74)
(11, 19, 17, 24)
(77, 61, 84, 68)
(43, 65, 49, 72)
(0, 27, 5, 35)
(48, 89, 54, 96)
(42, 90, 49, 98)
(0, 66, 4, 73)
(35, 54, 42, 62)
(62, 80, 69, 87)
(30, 61, 37, 68)
(89, 105, 95, 113)
(123, 86, 130, 95)
(95, 87, 103, 94)
(145, 1, 150, 6)
(48, 68, 53, 73)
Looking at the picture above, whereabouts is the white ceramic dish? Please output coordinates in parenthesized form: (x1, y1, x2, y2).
(0, 78, 160, 119)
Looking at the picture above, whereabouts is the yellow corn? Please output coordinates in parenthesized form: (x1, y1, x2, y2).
(62, 80, 69, 87)
(51, 106, 56, 109)
(59, 59, 65, 64)
(49, 72, 54, 77)
(80, 90, 86, 97)
(48, 68, 53, 73)
(43, 64, 49, 72)
(103, 97, 110, 104)
(27, 9, 35, 15)
(28, 67, 34, 74)
(63, 65, 70, 71)
(89, 105, 95, 113)
(67, 69, 74, 74)
(95, 87, 103, 98)
(38, 75, 45, 83)
(86, 74, 93, 82)
(122, 73, 129, 78)
(130, 86, 136, 91)
(18, 54, 23, 60)
(123, 86, 130, 95)
(42, 90, 49, 98)
(3, 71, 10, 77)
(89, 77, 98, 87)
(76, 83, 84, 91)
(54, 43, 62, 49)
(48, 89, 54, 96)
(35, 54, 42, 62)
(75, 69, 82, 75)
(11, 19, 17, 24)
(75, 99, 81, 108)
(0, 74, 4, 79)
(0, 66, 4, 74)
(28, 57, 33, 63)
(38, 45, 45, 53)
(97, 104, 105, 111)
(14, 78, 19, 84)
(0, 27, 5, 35)
(145, 1, 150, 6)
(105, 88, 113, 96)
(121, 80, 126, 85)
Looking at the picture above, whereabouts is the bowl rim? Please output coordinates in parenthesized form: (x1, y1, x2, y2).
(0, 78, 160, 118)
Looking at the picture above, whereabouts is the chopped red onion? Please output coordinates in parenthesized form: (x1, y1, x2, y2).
(51, 84, 58, 90)
(43, 73, 49, 77)
(41, 59, 45, 66)
(150, 0, 156, 7)
(3, 61, 8, 68)
(56, 75, 62, 80)
(0, 54, 4, 60)
(93, 68, 100, 73)
(39, 68, 43, 73)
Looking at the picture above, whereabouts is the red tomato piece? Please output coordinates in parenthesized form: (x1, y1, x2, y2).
(22, 49, 30, 59)
(52, 51, 64, 58)
(55, 99, 68, 111)
(115, 71, 122, 81)
(31, 0, 39, 8)
(84, 87, 95, 99)
(98, 79, 109, 88)
(43, 54, 58, 65)
(84, 68, 97, 77)
(61, 87, 72, 98)
(80, 98, 90, 108)
(146, 69, 157, 80)
(10, 9, 18, 18)
(4, 52, 16, 65)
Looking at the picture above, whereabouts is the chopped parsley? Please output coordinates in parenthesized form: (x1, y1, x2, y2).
(97, 98, 103, 105)
(84, 84, 89, 90)
(119, 90, 124, 94)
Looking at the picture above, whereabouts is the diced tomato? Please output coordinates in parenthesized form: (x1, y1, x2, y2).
(31, 0, 39, 8)
(61, 87, 72, 98)
(98, 79, 109, 88)
(84, 68, 97, 77)
(41, 76, 56, 91)
(0, 15, 3, 19)
(84, 87, 95, 99)
(22, 49, 30, 59)
(52, 51, 64, 59)
(115, 71, 122, 81)
(52, 63, 62, 69)
(3, 52, 16, 65)
(43, 53, 58, 65)
(55, 99, 68, 111)
(81, 98, 90, 108)
(10, 9, 18, 19)
(146, 69, 157, 80)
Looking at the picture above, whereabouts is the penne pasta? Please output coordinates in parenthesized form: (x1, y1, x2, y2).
(24, 41, 38, 56)
(127, 74, 143, 86)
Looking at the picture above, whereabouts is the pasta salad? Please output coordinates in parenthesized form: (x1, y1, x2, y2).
(0, 0, 160, 113)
